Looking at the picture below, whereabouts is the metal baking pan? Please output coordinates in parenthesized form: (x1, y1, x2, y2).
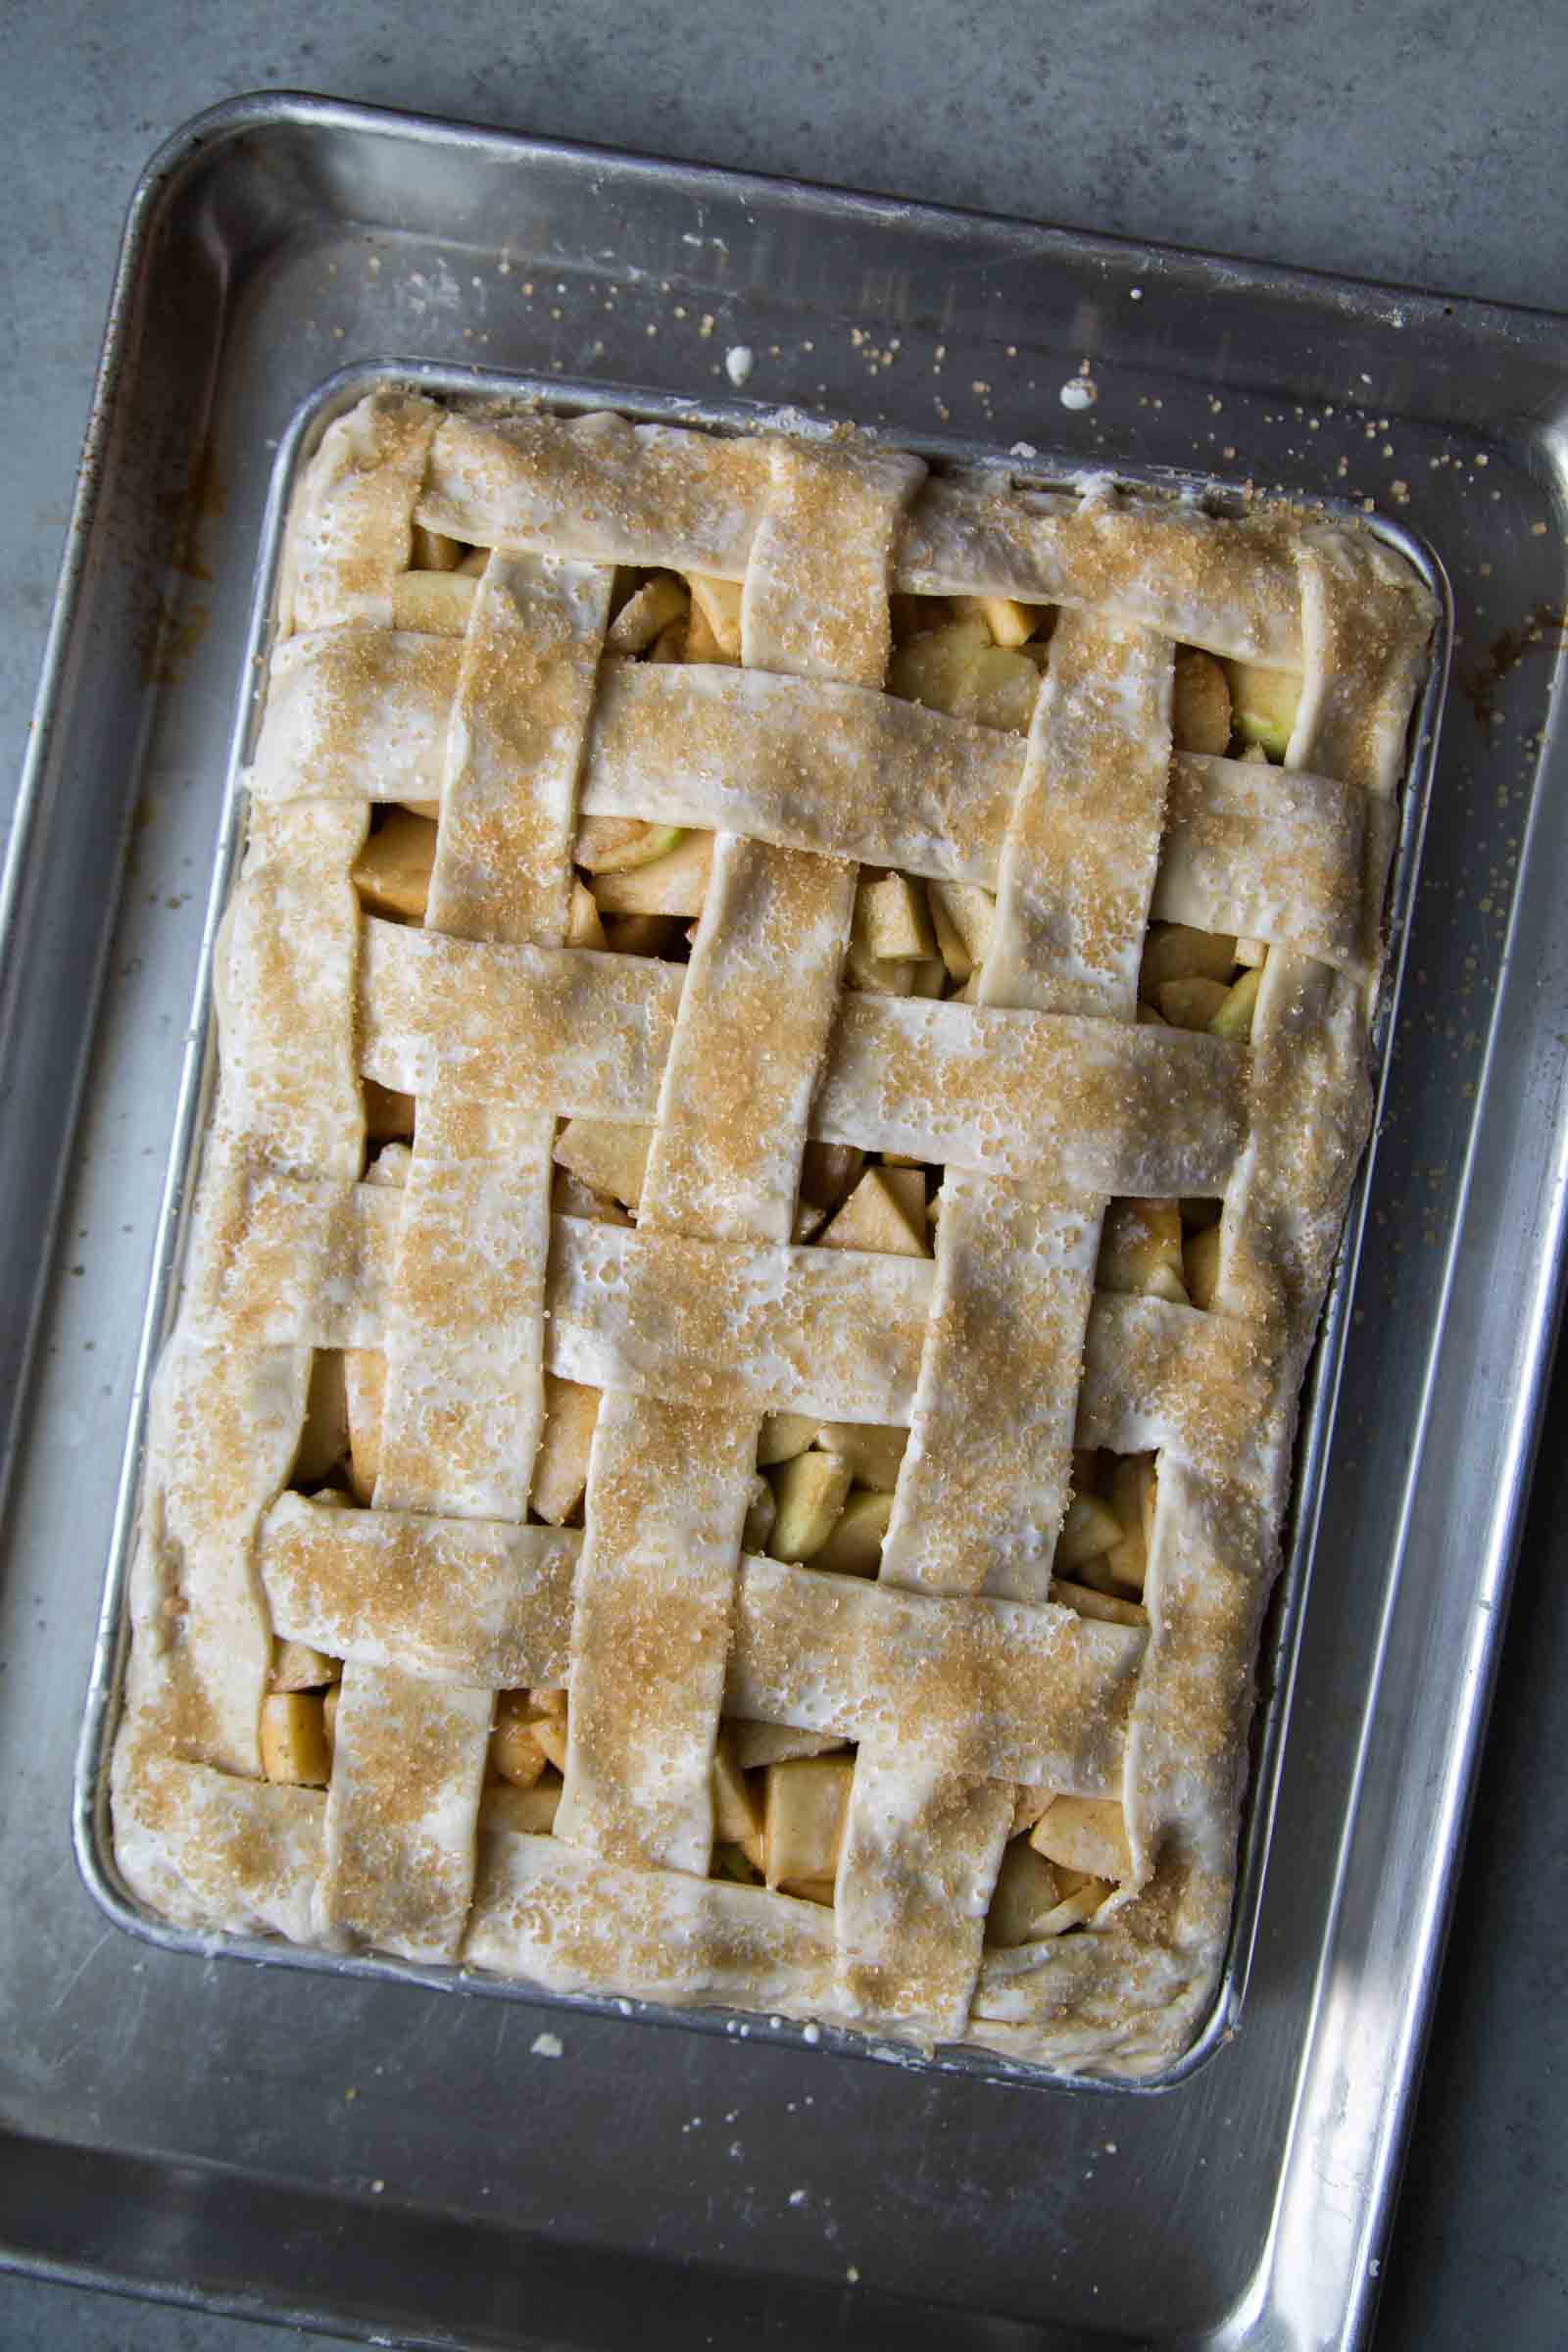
(69, 350, 1448, 2104)
(3, 90, 1564, 2350)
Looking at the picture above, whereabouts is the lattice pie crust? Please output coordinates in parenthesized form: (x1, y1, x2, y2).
(110, 391, 1435, 2075)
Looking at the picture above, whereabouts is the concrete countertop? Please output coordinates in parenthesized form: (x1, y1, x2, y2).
(3, 7, 1564, 2345)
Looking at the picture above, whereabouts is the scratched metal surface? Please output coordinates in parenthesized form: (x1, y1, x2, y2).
(1, 96, 1565, 2350)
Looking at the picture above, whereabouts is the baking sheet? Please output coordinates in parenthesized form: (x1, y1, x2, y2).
(2, 91, 1565, 2349)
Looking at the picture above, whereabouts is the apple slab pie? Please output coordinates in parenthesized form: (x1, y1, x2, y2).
(110, 390, 1436, 2075)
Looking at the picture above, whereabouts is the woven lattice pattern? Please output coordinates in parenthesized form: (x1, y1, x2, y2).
(111, 393, 1435, 2075)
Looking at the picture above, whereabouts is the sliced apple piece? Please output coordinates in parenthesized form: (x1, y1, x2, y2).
(566, 879, 608, 948)
(854, 872, 937, 962)
(343, 1348, 386, 1503)
(1035, 1879, 1114, 1936)
(1099, 1199, 1189, 1304)
(410, 523, 464, 572)
(574, 815, 686, 873)
(1105, 1454, 1155, 1591)
(529, 1375, 601, 1525)
(553, 1118, 652, 1211)
(1010, 1786, 1055, 1838)
(1185, 1220, 1222, 1310)
(391, 569, 478, 634)
(1209, 967, 1262, 1043)
(950, 593, 1037, 648)
(1056, 1492, 1123, 1573)
(1111, 1452, 1158, 1547)
(1171, 647, 1233, 756)
(480, 1780, 561, 1836)
(767, 1450, 854, 1562)
(818, 1166, 929, 1257)
(729, 1724, 849, 1771)
(758, 1412, 819, 1467)
(842, 937, 916, 995)
(965, 644, 1041, 731)
(1142, 923, 1238, 993)
(1225, 660, 1300, 760)
(260, 1692, 331, 1788)
(649, 616, 688, 662)
(1049, 1579, 1148, 1628)
(607, 571, 688, 654)
(937, 882, 998, 969)
(808, 1489, 893, 1577)
(490, 1690, 550, 1790)
(590, 829, 713, 916)
(532, 1715, 569, 1774)
(986, 1840, 1064, 1946)
(887, 615, 991, 713)
(763, 1754, 855, 1889)
(683, 598, 727, 663)
(271, 1641, 341, 1692)
(685, 574, 744, 660)
(926, 880, 996, 983)
(811, 1422, 907, 1492)
(741, 1473, 777, 1554)
(926, 890, 972, 983)
(798, 1142, 865, 1212)
(352, 809, 436, 923)
(1157, 976, 1231, 1031)
(1031, 1795, 1132, 1884)
(712, 1730, 764, 1869)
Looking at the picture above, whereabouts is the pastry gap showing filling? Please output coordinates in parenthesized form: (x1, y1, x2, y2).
(260, 1621, 343, 1788)
(481, 1685, 569, 1836)
(1053, 1447, 1154, 1615)
(751, 1412, 908, 1572)
(713, 1731, 857, 1904)
(985, 1790, 1130, 1947)
(1097, 1195, 1231, 1316)
(982, 1444, 1154, 1949)
(1133, 639, 1292, 1307)
(879, 588, 1034, 1010)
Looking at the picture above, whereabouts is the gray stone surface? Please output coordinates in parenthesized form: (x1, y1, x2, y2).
(2, 5, 1565, 2347)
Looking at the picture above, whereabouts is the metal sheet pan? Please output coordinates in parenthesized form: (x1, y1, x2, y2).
(2, 91, 1564, 2349)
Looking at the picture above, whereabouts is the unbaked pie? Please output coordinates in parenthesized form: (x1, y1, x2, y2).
(110, 389, 1436, 2075)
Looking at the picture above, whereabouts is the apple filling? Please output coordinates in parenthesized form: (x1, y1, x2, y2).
(260, 1639, 343, 1788)
(984, 1791, 1133, 1947)
(1054, 1448, 1156, 1610)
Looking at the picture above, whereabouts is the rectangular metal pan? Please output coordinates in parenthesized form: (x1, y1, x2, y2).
(2, 91, 1564, 2349)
